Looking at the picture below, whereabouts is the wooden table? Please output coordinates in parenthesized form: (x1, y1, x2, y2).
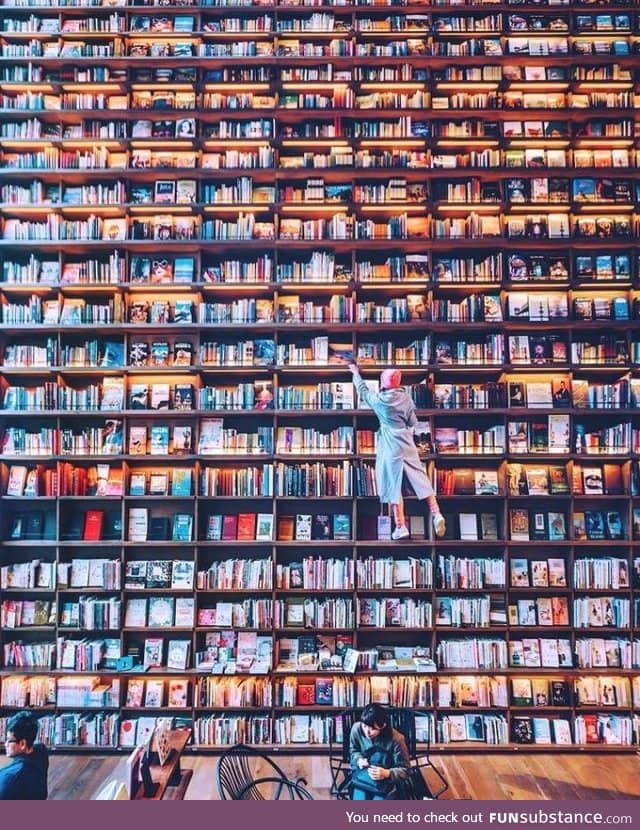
(133, 728, 193, 800)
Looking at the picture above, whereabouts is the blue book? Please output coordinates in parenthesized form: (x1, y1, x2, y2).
(171, 469, 192, 497)
(332, 513, 351, 540)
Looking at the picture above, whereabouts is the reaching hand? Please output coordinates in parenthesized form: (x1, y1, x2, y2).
(348, 363, 358, 373)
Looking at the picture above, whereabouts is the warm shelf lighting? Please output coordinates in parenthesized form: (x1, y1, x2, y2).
(130, 141, 195, 149)
(437, 204, 501, 213)
(61, 206, 123, 215)
(435, 139, 500, 147)
(202, 205, 266, 212)
(435, 83, 498, 91)
(359, 139, 423, 147)
(281, 82, 348, 90)
(509, 204, 571, 213)
(506, 83, 568, 91)
(280, 204, 348, 213)
(360, 83, 428, 90)
(281, 140, 350, 147)
(359, 204, 424, 212)
(203, 83, 270, 90)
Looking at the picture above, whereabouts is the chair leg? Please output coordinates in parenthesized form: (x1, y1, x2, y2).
(420, 760, 448, 799)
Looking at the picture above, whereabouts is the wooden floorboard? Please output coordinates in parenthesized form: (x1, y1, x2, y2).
(13, 751, 637, 801)
(522, 754, 580, 801)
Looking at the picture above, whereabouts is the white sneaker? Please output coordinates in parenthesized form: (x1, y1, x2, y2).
(433, 513, 446, 539)
(391, 525, 410, 541)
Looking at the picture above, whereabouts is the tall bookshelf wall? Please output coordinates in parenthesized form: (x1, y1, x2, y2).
(1, 0, 640, 753)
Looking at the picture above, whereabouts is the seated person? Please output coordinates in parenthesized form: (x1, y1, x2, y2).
(348, 704, 410, 800)
(0, 711, 48, 800)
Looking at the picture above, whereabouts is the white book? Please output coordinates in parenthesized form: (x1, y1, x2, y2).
(119, 719, 138, 748)
(548, 414, 570, 453)
(459, 513, 478, 541)
(255, 513, 274, 541)
(533, 717, 552, 745)
(508, 292, 529, 320)
(540, 639, 560, 668)
(526, 382, 553, 408)
(174, 597, 195, 628)
(552, 719, 572, 745)
(124, 597, 147, 628)
(128, 507, 148, 542)
(295, 513, 312, 541)
(171, 560, 194, 590)
(198, 418, 224, 453)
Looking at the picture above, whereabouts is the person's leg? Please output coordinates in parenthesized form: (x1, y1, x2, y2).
(426, 495, 446, 538)
(426, 494, 440, 515)
(392, 498, 405, 528)
(391, 497, 409, 540)
(402, 455, 445, 537)
(352, 788, 371, 800)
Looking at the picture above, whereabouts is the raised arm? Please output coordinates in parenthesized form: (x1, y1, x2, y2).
(348, 363, 373, 410)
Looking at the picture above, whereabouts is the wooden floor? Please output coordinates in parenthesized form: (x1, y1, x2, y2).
(35, 751, 640, 801)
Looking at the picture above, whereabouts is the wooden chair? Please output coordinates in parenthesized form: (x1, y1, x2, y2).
(216, 743, 314, 800)
(329, 707, 448, 800)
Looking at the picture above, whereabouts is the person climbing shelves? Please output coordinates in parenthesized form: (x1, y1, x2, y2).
(348, 363, 446, 541)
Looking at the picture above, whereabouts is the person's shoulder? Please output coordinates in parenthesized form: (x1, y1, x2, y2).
(0, 759, 21, 793)
(390, 727, 409, 745)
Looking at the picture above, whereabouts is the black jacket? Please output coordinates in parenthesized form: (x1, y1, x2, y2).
(0, 744, 49, 800)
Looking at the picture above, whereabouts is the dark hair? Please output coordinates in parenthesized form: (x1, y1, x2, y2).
(360, 704, 389, 731)
(7, 711, 39, 747)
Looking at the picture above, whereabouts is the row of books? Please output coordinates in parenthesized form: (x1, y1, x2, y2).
(6, 456, 640, 502)
(4, 55, 639, 84)
(6, 291, 640, 331)
(5, 10, 636, 33)
(4, 332, 640, 368)
(4, 213, 640, 243)
(510, 507, 627, 542)
(4, 553, 638, 597)
(4, 175, 640, 209)
(2, 111, 635, 141)
(3, 673, 636, 712)
(3, 632, 640, 675)
(6, 251, 640, 290)
(5, 374, 640, 419)
(4, 145, 639, 175)
(7, 506, 639, 545)
(4, 35, 639, 62)
(2, 710, 637, 750)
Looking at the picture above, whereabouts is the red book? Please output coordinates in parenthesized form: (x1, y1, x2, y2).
(583, 714, 599, 744)
(221, 514, 238, 541)
(296, 683, 316, 706)
(83, 509, 104, 541)
(276, 515, 294, 541)
(603, 463, 623, 496)
(551, 596, 569, 626)
(237, 512, 256, 541)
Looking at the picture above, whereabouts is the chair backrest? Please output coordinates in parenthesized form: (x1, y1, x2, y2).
(333, 707, 418, 765)
(217, 743, 287, 800)
(330, 707, 447, 800)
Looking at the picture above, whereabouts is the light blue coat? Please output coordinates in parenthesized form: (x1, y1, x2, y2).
(353, 369, 434, 504)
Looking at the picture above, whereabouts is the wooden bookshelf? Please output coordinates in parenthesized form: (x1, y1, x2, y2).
(0, 0, 640, 754)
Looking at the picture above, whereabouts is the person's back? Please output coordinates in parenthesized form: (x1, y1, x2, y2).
(0, 711, 48, 800)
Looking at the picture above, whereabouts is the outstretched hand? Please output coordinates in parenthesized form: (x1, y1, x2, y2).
(348, 362, 358, 373)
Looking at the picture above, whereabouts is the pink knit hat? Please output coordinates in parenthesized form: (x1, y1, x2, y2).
(380, 368, 401, 389)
